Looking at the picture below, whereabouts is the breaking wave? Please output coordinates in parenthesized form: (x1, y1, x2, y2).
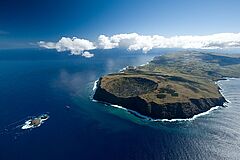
(107, 103, 222, 122)
(92, 79, 99, 91)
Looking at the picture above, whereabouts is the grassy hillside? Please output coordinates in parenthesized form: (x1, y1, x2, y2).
(99, 51, 240, 105)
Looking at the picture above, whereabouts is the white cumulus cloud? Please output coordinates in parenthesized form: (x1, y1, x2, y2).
(82, 51, 94, 58)
(98, 33, 240, 53)
(39, 33, 240, 57)
(38, 37, 96, 57)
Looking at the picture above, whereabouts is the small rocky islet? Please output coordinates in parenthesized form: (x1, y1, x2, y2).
(94, 51, 240, 120)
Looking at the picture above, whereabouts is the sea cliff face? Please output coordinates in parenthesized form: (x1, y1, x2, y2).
(93, 78, 226, 119)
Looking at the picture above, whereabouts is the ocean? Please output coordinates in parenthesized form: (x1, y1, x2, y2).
(0, 49, 239, 160)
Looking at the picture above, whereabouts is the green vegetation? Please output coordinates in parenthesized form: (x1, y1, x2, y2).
(100, 77, 158, 97)
(171, 92, 179, 97)
(148, 51, 240, 80)
(157, 94, 166, 99)
(98, 51, 240, 105)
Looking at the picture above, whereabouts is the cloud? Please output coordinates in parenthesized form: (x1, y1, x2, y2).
(38, 37, 96, 57)
(98, 35, 118, 49)
(98, 33, 154, 52)
(82, 51, 94, 58)
(39, 33, 240, 57)
(98, 33, 240, 53)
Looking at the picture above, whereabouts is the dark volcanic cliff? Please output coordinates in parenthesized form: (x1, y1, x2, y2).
(93, 78, 226, 119)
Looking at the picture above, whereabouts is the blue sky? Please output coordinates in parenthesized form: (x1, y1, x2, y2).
(0, 0, 240, 49)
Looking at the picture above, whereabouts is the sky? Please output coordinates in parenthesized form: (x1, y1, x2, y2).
(0, 0, 240, 52)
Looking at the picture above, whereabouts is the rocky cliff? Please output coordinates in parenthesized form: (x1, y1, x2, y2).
(93, 78, 226, 119)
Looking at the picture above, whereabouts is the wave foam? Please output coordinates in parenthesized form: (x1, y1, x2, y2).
(92, 79, 99, 91)
(216, 79, 232, 104)
(139, 62, 149, 67)
(119, 62, 149, 73)
(92, 94, 224, 122)
(110, 104, 128, 111)
(21, 115, 49, 130)
(157, 106, 220, 122)
(119, 66, 128, 72)
(109, 103, 221, 122)
(21, 119, 42, 130)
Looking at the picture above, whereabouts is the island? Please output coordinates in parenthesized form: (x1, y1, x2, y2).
(93, 51, 240, 119)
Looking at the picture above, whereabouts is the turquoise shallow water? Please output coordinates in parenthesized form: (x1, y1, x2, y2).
(0, 49, 239, 160)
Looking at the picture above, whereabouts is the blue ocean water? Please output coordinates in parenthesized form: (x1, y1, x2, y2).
(0, 49, 239, 160)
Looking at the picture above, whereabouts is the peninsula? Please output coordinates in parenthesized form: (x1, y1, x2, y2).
(93, 51, 240, 119)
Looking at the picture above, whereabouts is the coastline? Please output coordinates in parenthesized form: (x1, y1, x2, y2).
(119, 62, 149, 73)
(92, 77, 233, 122)
(92, 79, 99, 91)
(216, 77, 234, 104)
